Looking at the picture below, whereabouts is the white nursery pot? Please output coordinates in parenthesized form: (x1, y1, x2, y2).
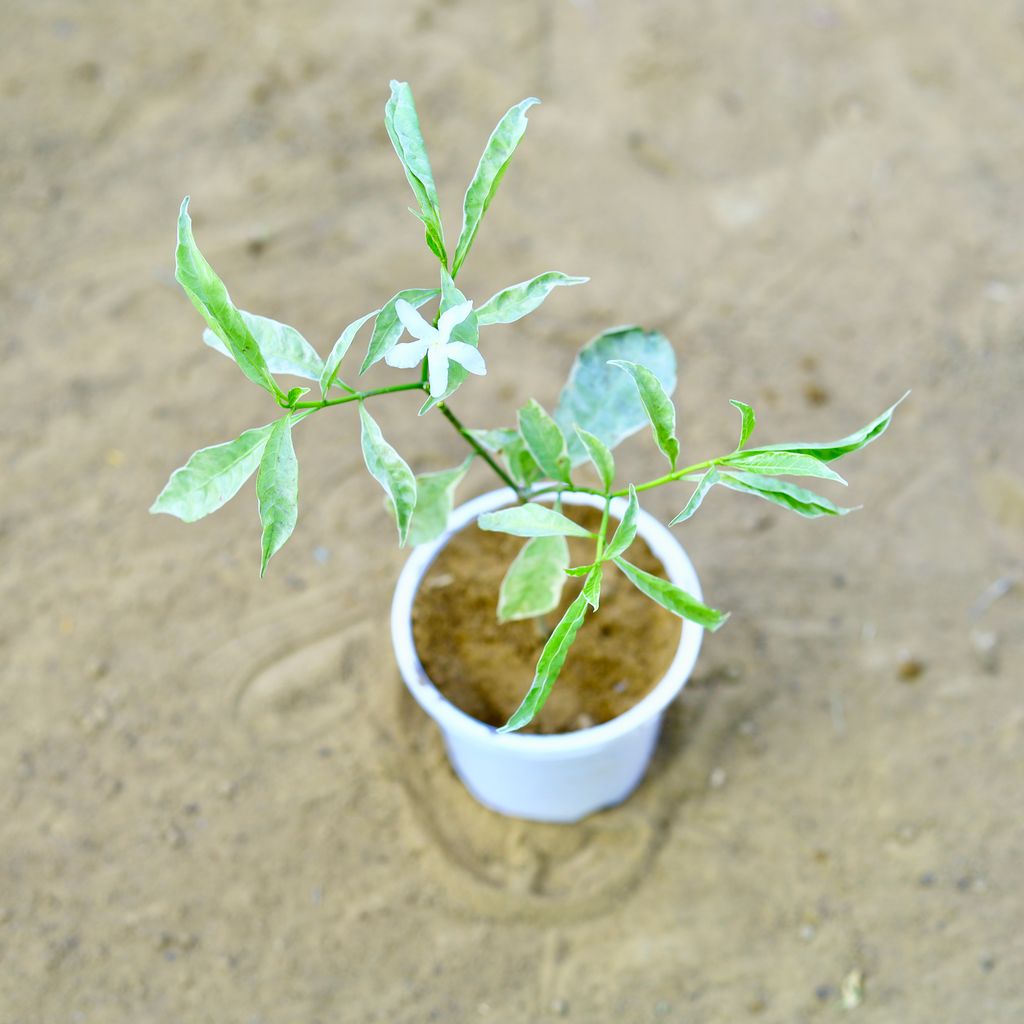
(390, 488, 706, 823)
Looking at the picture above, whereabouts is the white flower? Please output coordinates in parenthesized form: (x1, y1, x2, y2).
(384, 298, 486, 398)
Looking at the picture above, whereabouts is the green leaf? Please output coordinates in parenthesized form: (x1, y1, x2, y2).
(669, 468, 722, 525)
(150, 423, 275, 523)
(564, 563, 596, 578)
(384, 81, 447, 267)
(582, 562, 603, 611)
(720, 450, 847, 484)
(257, 416, 299, 577)
(575, 426, 615, 492)
(359, 404, 417, 545)
(475, 272, 588, 326)
(555, 326, 677, 465)
(498, 588, 590, 733)
(517, 399, 572, 484)
(452, 97, 540, 277)
(360, 288, 439, 373)
(602, 485, 639, 561)
(613, 557, 728, 631)
(730, 399, 756, 449)
(609, 360, 679, 469)
(419, 270, 481, 413)
(477, 503, 594, 538)
(744, 392, 910, 463)
(202, 312, 324, 383)
(175, 198, 282, 399)
(402, 456, 474, 547)
(717, 471, 855, 518)
(497, 535, 570, 623)
(321, 309, 379, 395)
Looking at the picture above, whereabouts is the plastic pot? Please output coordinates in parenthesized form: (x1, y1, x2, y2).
(390, 488, 706, 823)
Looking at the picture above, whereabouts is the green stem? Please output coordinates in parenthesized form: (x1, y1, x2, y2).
(616, 458, 717, 497)
(593, 494, 612, 562)
(291, 380, 426, 410)
(436, 401, 524, 497)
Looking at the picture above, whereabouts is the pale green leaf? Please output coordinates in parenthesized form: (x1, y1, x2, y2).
(385, 81, 447, 267)
(360, 288, 439, 373)
(669, 468, 722, 525)
(419, 270, 480, 412)
(609, 360, 679, 469)
(452, 97, 540, 277)
(477, 503, 594, 538)
(720, 450, 847, 484)
(497, 535, 570, 623)
(202, 312, 324, 383)
(717, 471, 855, 518)
(150, 423, 274, 523)
(744, 392, 909, 463)
(257, 416, 299, 577)
(582, 562, 603, 611)
(613, 557, 728, 631)
(498, 588, 590, 733)
(475, 272, 588, 326)
(730, 399, 756, 449)
(574, 426, 615, 492)
(359, 404, 417, 545)
(602, 485, 639, 561)
(321, 309, 379, 395)
(517, 399, 571, 484)
(555, 326, 677, 465)
(175, 198, 282, 399)
(402, 456, 474, 547)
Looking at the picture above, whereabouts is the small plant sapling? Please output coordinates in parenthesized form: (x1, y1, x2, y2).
(152, 81, 906, 732)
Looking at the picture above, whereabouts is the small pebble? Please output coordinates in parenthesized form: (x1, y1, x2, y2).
(313, 546, 330, 564)
(979, 954, 996, 972)
(897, 656, 925, 682)
(918, 872, 937, 888)
(573, 713, 595, 731)
(654, 1002, 671, 1017)
(163, 823, 186, 849)
(550, 998, 570, 1016)
(895, 823, 917, 844)
(709, 767, 727, 789)
(798, 924, 816, 942)
(815, 984, 834, 1002)
(840, 968, 864, 1009)
(970, 629, 999, 673)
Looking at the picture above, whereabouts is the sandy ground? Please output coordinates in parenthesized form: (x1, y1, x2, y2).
(2, 1, 1023, 1021)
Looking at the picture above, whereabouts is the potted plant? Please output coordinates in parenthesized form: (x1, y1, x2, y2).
(151, 82, 905, 822)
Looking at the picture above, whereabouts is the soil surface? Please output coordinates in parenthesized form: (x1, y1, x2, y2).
(3, 2, 1023, 1022)
(413, 506, 680, 733)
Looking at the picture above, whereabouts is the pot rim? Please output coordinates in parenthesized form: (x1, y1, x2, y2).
(391, 486, 706, 757)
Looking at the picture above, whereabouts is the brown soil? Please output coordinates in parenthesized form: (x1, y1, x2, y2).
(4, 2, 1023, 1021)
(412, 506, 680, 733)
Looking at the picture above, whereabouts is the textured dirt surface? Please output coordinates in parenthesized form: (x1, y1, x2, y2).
(413, 506, 680, 733)
(3, 1, 1023, 1021)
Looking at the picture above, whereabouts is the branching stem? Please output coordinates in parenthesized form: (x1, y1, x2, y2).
(436, 402, 524, 498)
(290, 381, 426, 410)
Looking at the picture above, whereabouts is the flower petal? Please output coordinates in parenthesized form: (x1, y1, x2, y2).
(395, 299, 436, 343)
(384, 338, 429, 369)
(444, 341, 486, 376)
(427, 346, 449, 398)
(436, 299, 474, 343)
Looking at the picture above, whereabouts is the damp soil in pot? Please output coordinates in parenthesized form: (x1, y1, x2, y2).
(412, 505, 681, 734)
